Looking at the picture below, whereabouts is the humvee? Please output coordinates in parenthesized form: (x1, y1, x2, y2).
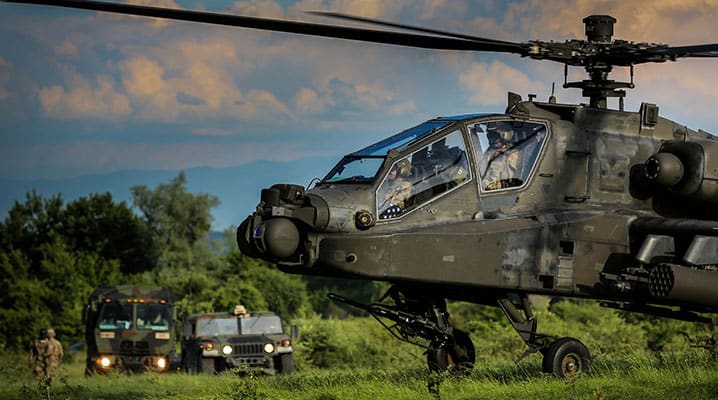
(181, 307, 297, 375)
(83, 286, 178, 374)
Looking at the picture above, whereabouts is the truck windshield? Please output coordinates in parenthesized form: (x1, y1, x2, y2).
(137, 304, 171, 331)
(240, 316, 283, 335)
(196, 317, 239, 336)
(98, 303, 134, 330)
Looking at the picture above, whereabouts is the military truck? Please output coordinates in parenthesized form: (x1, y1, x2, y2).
(83, 286, 179, 375)
(181, 307, 296, 375)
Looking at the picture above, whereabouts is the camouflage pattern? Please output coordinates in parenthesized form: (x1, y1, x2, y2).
(181, 309, 295, 375)
(84, 286, 178, 374)
(29, 329, 63, 382)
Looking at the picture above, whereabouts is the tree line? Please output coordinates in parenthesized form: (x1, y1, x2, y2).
(0, 172, 383, 350)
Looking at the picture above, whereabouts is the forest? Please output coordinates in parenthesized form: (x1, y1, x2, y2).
(0, 171, 385, 350)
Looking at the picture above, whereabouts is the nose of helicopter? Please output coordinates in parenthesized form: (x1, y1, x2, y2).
(237, 216, 301, 260)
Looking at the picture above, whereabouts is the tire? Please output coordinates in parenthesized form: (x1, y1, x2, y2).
(200, 357, 215, 374)
(277, 353, 295, 374)
(542, 337, 591, 379)
(426, 329, 476, 376)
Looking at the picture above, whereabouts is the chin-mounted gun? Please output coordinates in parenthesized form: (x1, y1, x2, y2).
(328, 293, 452, 348)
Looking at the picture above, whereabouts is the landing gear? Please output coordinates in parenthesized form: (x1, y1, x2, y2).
(498, 293, 591, 378)
(542, 337, 591, 378)
(328, 287, 476, 375)
(329, 288, 590, 378)
(427, 329, 475, 375)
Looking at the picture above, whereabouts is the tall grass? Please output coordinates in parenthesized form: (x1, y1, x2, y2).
(6, 301, 716, 400)
(4, 352, 716, 400)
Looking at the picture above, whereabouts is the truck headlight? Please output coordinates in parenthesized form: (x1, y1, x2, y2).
(222, 345, 233, 355)
(156, 357, 167, 370)
(264, 343, 275, 353)
(99, 356, 111, 368)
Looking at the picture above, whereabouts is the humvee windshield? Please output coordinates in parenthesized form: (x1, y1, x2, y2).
(195, 315, 284, 336)
(240, 315, 283, 335)
(197, 317, 239, 336)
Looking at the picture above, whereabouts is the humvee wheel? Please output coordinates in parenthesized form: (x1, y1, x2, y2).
(542, 337, 590, 378)
(277, 353, 295, 373)
(427, 329, 475, 376)
(200, 357, 216, 374)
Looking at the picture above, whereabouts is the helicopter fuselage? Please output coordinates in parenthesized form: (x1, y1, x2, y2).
(239, 97, 718, 314)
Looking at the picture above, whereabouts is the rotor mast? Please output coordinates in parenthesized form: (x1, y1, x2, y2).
(563, 15, 633, 109)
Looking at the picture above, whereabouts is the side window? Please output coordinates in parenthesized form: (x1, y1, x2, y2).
(377, 130, 470, 219)
(468, 121, 547, 191)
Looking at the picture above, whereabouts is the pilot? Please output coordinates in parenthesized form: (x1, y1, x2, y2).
(378, 159, 413, 218)
(482, 127, 521, 190)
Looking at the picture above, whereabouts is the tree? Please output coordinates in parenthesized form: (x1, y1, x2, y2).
(131, 171, 219, 254)
(62, 193, 156, 274)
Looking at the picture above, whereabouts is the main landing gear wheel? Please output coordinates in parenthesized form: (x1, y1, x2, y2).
(427, 329, 476, 376)
(542, 337, 591, 378)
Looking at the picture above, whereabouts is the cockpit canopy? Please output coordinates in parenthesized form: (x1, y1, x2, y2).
(319, 114, 549, 220)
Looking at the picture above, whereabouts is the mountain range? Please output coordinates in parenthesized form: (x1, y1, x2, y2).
(0, 157, 337, 231)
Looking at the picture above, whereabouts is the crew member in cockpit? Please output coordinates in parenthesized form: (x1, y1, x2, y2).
(482, 127, 521, 190)
(378, 158, 413, 218)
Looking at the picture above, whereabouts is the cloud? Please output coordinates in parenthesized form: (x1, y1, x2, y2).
(54, 40, 79, 57)
(38, 70, 131, 119)
(459, 60, 545, 106)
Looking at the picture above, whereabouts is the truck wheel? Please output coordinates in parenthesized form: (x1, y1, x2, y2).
(542, 337, 590, 378)
(200, 357, 215, 374)
(278, 353, 295, 373)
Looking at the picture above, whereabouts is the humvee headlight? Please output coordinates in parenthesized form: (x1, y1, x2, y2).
(263, 343, 275, 353)
(222, 345, 233, 355)
(99, 356, 111, 368)
(156, 357, 167, 370)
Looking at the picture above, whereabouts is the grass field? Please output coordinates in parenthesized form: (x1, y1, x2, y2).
(4, 350, 717, 400)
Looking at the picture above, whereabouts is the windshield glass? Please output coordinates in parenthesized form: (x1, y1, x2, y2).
(137, 304, 171, 331)
(323, 156, 384, 183)
(323, 120, 450, 183)
(240, 316, 283, 335)
(196, 317, 239, 337)
(98, 303, 134, 330)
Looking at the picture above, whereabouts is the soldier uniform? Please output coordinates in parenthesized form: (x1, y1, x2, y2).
(29, 329, 48, 380)
(29, 328, 63, 382)
(483, 129, 521, 190)
(44, 328, 64, 382)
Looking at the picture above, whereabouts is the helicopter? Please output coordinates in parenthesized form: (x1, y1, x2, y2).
(6, 0, 718, 379)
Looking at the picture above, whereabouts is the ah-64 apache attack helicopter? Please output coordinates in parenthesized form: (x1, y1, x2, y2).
(8, 0, 718, 378)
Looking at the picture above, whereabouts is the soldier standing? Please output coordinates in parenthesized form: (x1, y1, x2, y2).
(29, 329, 48, 380)
(44, 328, 64, 383)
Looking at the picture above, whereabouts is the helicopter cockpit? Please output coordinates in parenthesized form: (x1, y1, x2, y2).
(471, 121, 549, 192)
(321, 116, 549, 221)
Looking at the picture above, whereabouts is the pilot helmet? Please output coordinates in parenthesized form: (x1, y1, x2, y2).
(395, 159, 411, 176)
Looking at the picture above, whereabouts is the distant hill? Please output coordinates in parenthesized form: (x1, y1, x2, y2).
(0, 157, 336, 230)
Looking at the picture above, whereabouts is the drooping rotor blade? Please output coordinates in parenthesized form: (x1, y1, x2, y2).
(307, 10, 521, 49)
(2, 0, 530, 55)
(643, 43, 718, 59)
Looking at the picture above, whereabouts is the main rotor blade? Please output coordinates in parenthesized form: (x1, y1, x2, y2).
(644, 43, 718, 59)
(3, 0, 529, 54)
(308, 11, 521, 49)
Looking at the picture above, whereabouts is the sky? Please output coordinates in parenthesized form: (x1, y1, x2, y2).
(1, 0, 718, 207)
